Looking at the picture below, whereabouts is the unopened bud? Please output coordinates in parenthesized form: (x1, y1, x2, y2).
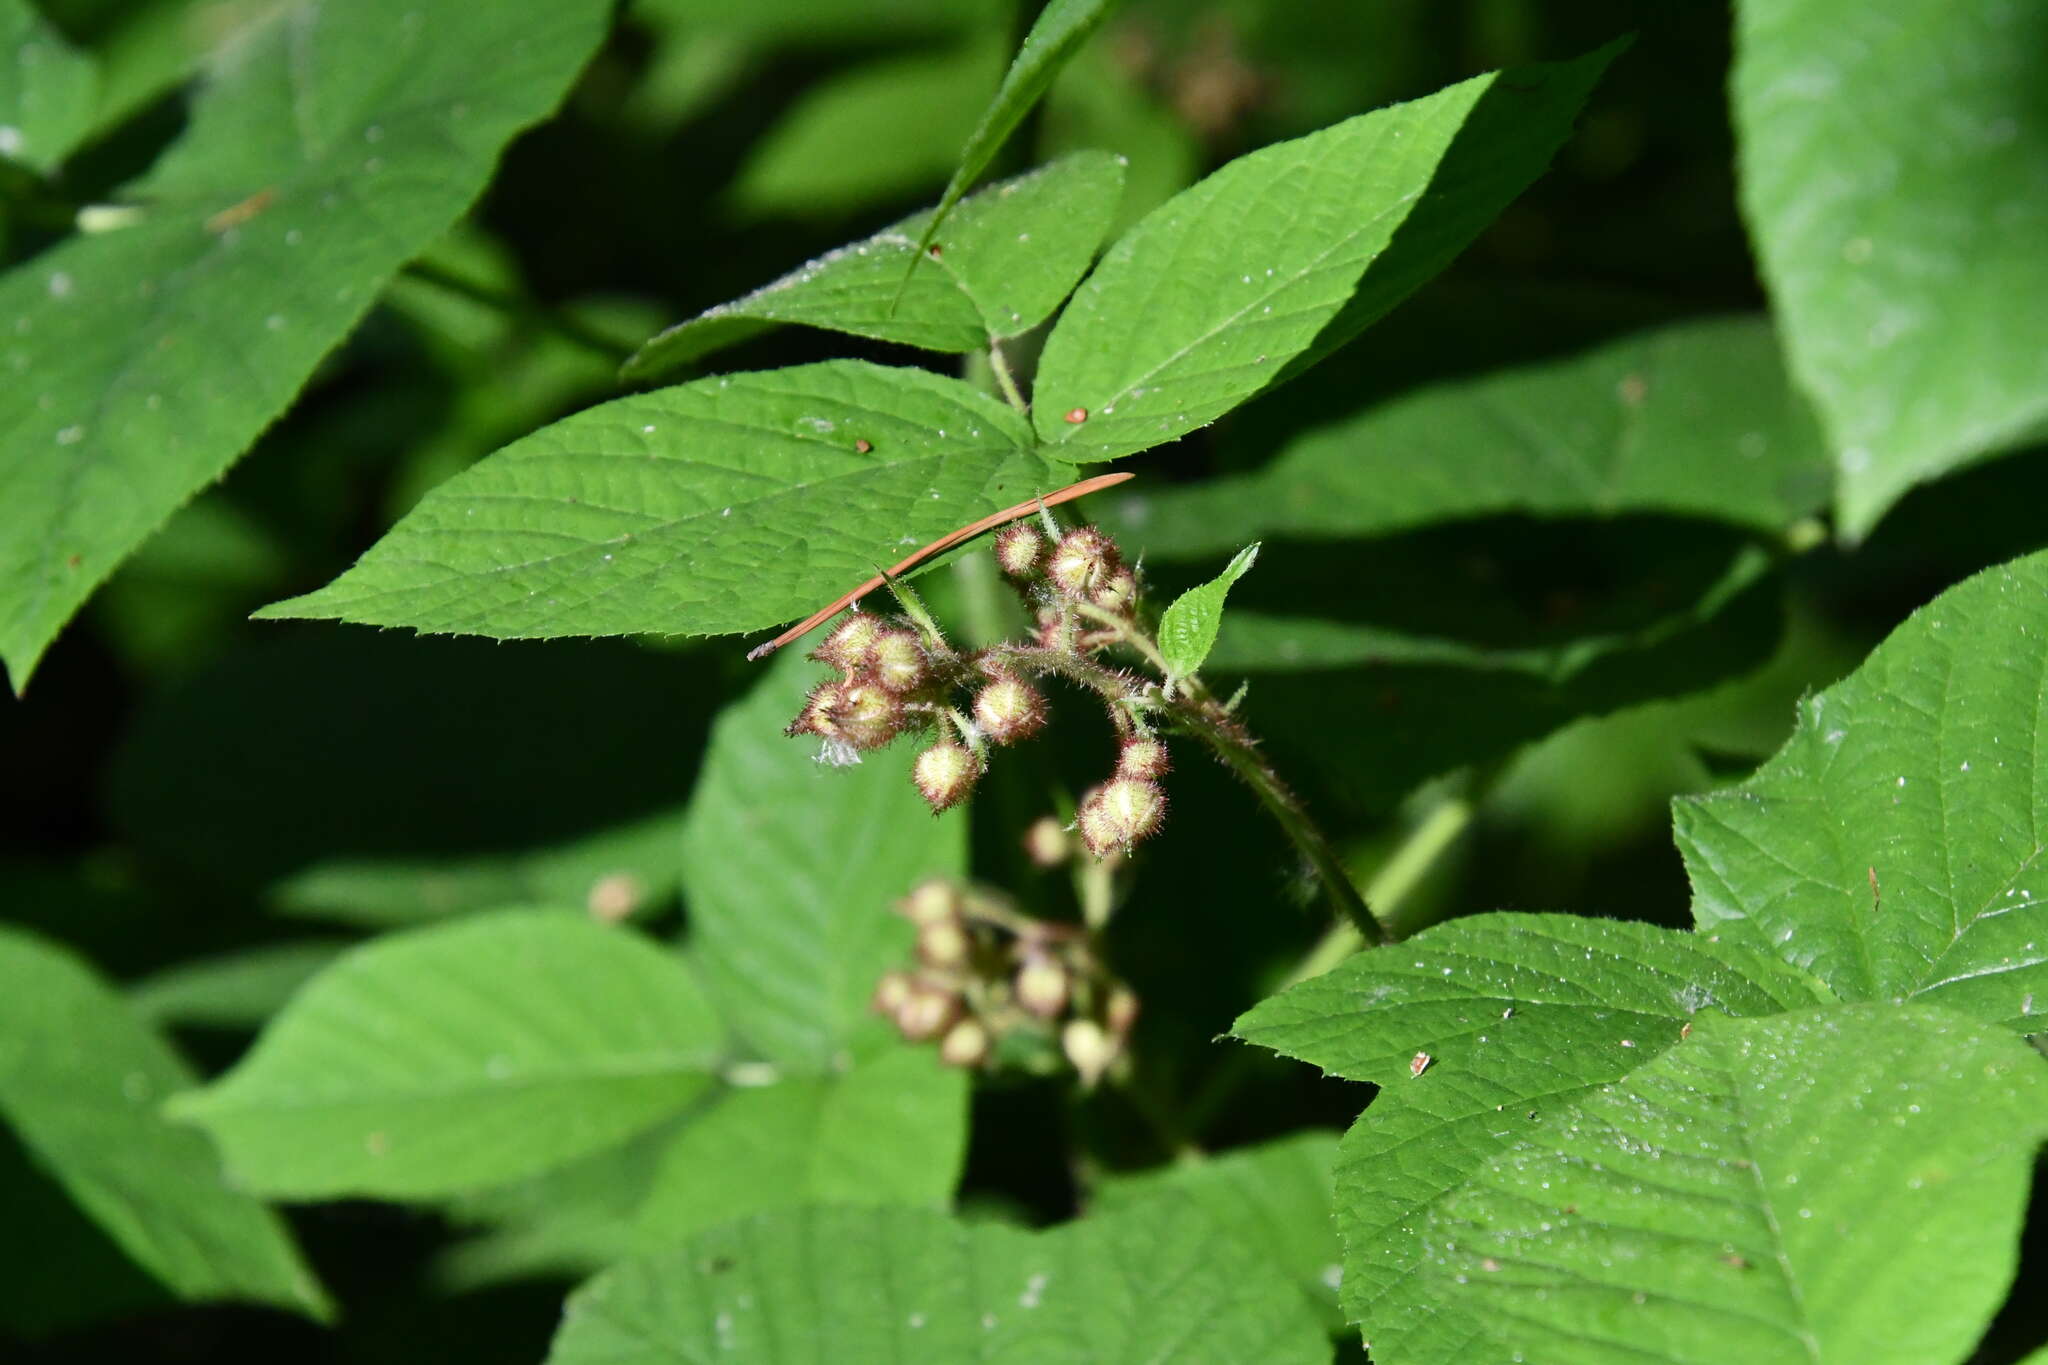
(871, 970, 914, 1017)
(973, 675, 1047, 745)
(1091, 566, 1138, 612)
(1104, 986, 1140, 1036)
(790, 677, 903, 750)
(870, 629, 929, 693)
(1062, 1018, 1119, 1085)
(896, 981, 961, 1041)
(917, 917, 972, 970)
(1022, 815, 1069, 868)
(994, 523, 1042, 578)
(1116, 737, 1170, 780)
(913, 741, 979, 813)
(812, 613, 882, 671)
(938, 1018, 990, 1068)
(1047, 527, 1121, 600)
(898, 878, 960, 926)
(1077, 778, 1166, 857)
(1014, 954, 1070, 1019)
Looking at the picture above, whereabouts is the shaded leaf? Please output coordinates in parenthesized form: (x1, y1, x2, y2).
(0, 0, 96, 172)
(633, 1046, 968, 1247)
(170, 910, 724, 1199)
(1675, 548, 2048, 1030)
(1033, 44, 1618, 463)
(130, 941, 348, 1030)
(547, 1200, 1328, 1364)
(1157, 542, 1258, 682)
(1234, 913, 1821, 1361)
(626, 152, 1124, 382)
(1734, 0, 2048, 539)
(732, 40, 1002, 219)
(1429, 1005, 2048, 1365)
(0, 926, 326, 1318)
(1093, 1130, 1344, 1328)
(681, 649, 966, 1068)
(1126, 316, 1831, 562)
(258, 361, 1062, 644)
(0, 0, 613, 689)
(911, 0, 1118, 258)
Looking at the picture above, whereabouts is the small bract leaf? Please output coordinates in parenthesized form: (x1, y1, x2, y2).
(0, 927, 327, 1319)
(909, 0, 1118, 261)
(1676, 547, 2048, 1029)
(1033, 43, 1620, 463)
(546, 1200, 1327, 1364)
(0, 0, 613, 690)
(258, 362, 1065, 643)
(1430, 1005, 2048, 1365)
(625, 152, 1124, 382)
(169, 910, 724, 1199)
(1157, 542, 1258, 682)
(1735, 0, 2048, 539)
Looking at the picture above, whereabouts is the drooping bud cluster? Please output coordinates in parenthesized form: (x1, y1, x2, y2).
(873, 876, 1138, 1085)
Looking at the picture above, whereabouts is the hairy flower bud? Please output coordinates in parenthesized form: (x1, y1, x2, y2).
(1116, 737, 1170, 781)
(1091, 566, 1138, 613)
(1062, 1017, 1119, 1085)
(1022, 815, 1069, 868)
(1047, 527, 1121, 600)
(973, 675, 1047, 745)
(898, 878, 961, 927)
(1014, 953, 1070, 1020)
(917, 916, 972, 971)
(812, 613, 882, 671)
(895, 980, 961, 1041)
(994, 522, 1043, 578)
(790, 676, 904, 751)
(913, 740, 979, 813)
(938, 1017, 990, 1068)
(1104, 986, 1140, 1037)
(871, 970, 914, 1018)
(1077, 777, 1166, 857)
(870, 628, 929, 693)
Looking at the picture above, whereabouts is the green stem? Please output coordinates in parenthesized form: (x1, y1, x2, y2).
(988, 339, 1028, 413)
(1280, 790, 1477, 986)
(399, 259, 633, 365)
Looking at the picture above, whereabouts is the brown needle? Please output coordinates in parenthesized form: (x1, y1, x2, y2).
(745, 471, 1135, 661)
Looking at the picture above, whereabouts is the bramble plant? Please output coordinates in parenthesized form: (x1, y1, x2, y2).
(5, 2, 2048, 1364)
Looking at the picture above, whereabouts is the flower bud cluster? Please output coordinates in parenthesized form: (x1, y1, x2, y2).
(872, 876, 1138, 1084)
(787, 520, 1175, 856)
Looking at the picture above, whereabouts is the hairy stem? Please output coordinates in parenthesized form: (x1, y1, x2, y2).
(988, 339, 1029, 412)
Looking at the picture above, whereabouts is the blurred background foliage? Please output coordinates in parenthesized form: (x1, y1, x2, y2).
(6, 0, 2048, 1360)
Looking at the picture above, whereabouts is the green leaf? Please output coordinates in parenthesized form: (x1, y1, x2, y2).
(625, 152, 1124, 382)
(1676, 548, 2048, 1030)
(1124, 316, 1833, 561)
(169, 910, 724, 1199)
(1032, 44, 1618, 463)
(546, 1200, 1329, 1364)
(1093, 1130, 1344, 1328)
(1157, 541, 1258, 682)
(1, 0, 96, 172)
(910, 0, 1118, 260)
(732, 40, 1003, 219)
(0, 0, 613, 690)
(130, 942, 348, 1030)
(633, 1046, 967, 1247)
(681, 649, 966, 1068)
(637, 0, 999, 44)
(1428, 1005, 2048, 1365)
(0, 926, 326, 1318)
(259, 361, 1063, 644)
(1234, 913, 1822, 1361)
(1734, 0, 2048, 540)
(111, 634, 709, 927)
